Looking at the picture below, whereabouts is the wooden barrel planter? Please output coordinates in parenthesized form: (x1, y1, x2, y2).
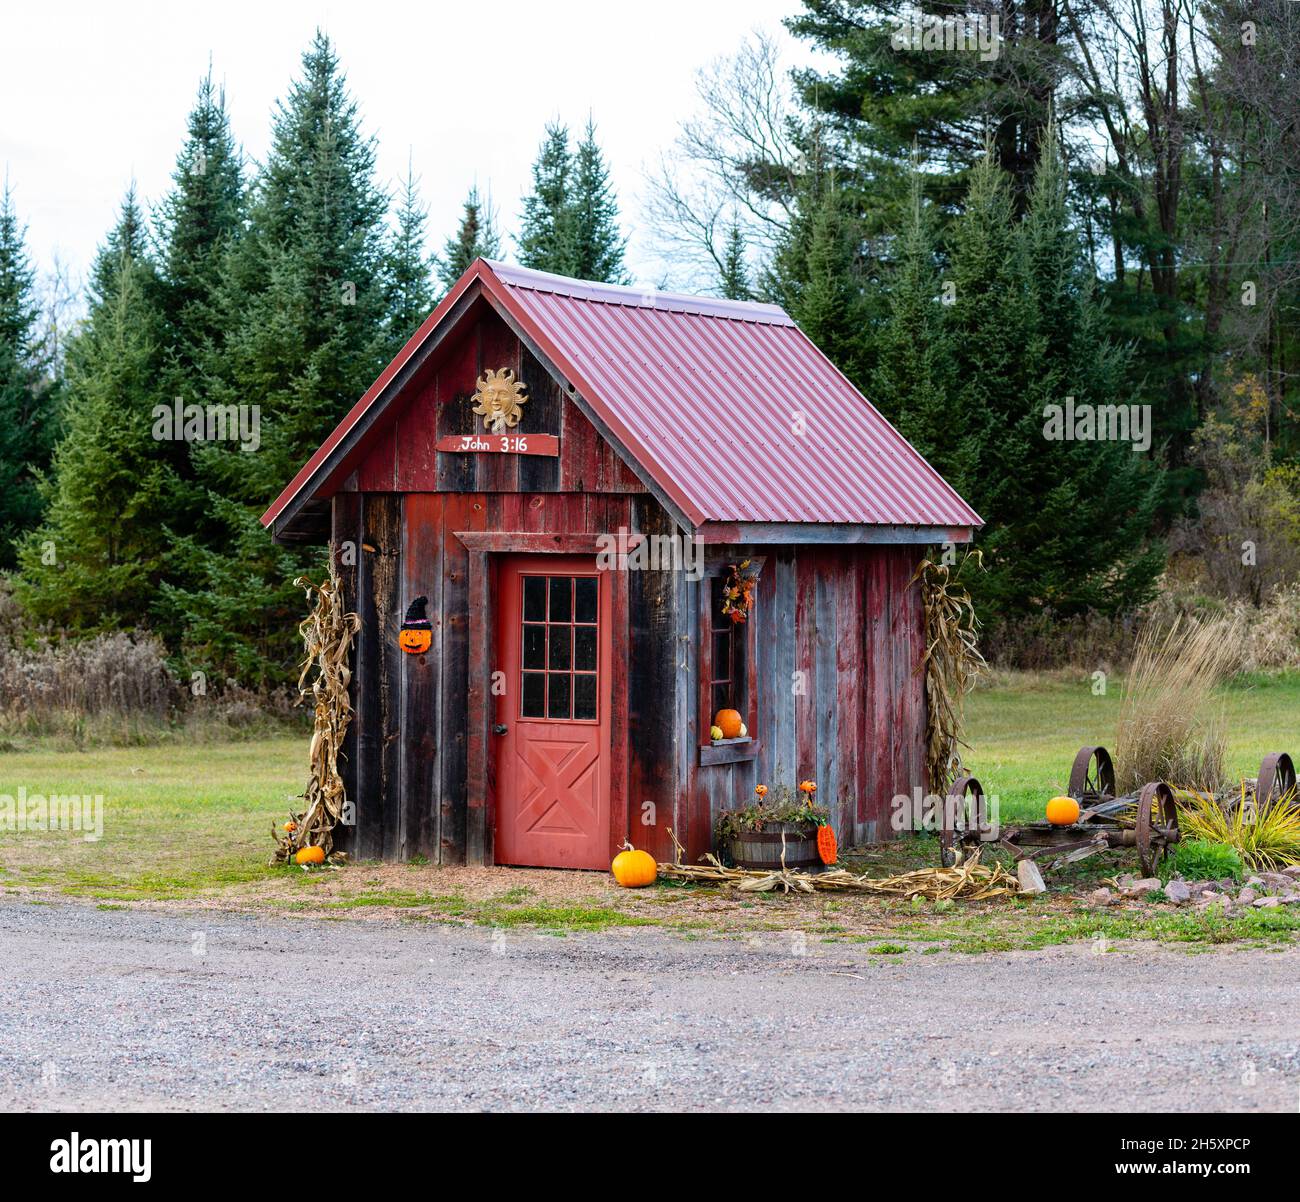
(727, 823, 821, 870)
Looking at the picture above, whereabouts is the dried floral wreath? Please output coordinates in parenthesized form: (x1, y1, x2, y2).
(722, 559, 756, 624)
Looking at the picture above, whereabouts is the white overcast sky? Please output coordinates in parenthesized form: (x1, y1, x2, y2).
(1, 0, 817, 297)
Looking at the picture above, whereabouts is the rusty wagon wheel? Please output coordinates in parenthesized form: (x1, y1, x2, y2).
(1134, 781, 1178, 878)
(1255, 753, 1296, 807)
(1068, 745, 1116, 801)
(939, 775, 987, 868)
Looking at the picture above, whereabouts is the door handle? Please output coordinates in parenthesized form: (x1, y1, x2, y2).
(493, 724, 508, 736)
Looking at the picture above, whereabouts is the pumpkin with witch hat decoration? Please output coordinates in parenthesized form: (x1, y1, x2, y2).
(399, 596, 432, 655)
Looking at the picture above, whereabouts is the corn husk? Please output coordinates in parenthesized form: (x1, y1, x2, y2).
(657, 829, 1018, 901)
(271, 567, 361, 865)
(911, 551, 986, 794)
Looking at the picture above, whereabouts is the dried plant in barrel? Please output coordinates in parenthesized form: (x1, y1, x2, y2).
(272, 568, 361, 864)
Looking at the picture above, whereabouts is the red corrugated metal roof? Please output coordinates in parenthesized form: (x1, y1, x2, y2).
(262, 259, 981, 533)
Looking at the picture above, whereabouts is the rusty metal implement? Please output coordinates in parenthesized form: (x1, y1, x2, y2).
(941, 746, 1180, 877)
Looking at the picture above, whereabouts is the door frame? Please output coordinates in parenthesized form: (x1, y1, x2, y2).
(455, 531, 637, 867)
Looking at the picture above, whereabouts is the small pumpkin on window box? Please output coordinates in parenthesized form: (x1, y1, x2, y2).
(721, 560, 755, 624)
(714, 708, 744, 740)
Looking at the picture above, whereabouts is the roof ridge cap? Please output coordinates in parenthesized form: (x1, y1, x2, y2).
(484, 260, 794, 326)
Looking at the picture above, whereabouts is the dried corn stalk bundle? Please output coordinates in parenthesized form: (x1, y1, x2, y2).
(657, 830, 1018, 900)
(911, 550, 986, 794)
(271, 568, 361, 864)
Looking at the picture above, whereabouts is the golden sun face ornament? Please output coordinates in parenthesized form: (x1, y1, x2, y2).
(472, 368, 528, 434)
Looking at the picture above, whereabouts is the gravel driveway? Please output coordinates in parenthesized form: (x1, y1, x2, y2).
(3, 898, 1297, 1111)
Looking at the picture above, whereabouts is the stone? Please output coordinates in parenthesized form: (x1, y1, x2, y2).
(1246, 875, 1266, 887)
(1260, 873, 1297, 893)
(1017, 860, 1048, 895)
(1165, 880, 1193, 904)
(1253, 896, 1283, 909)
(1088, 887, 1113, 907)
(1123, 877, 1162, 898)
(1237, 887, 1258, 905)
(1282, 866, 1300, 879)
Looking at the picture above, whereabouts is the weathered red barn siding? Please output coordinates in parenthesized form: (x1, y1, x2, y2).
(307, 289, 930, 867)
(350, 306, 645, 498)
(678, 544, 926, 863)
(332, 489, 684, 864)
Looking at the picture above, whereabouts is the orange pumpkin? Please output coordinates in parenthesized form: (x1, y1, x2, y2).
(294, 846, 326, 866)
(611, 842, 657, 888)
(399, 628, 432, 655)
(715, 709, 743, 739)
(1046, 796, 1081, 826)
(816, 824, 838, 866)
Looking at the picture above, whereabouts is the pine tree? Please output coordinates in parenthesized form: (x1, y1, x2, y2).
(387, 164, 437, 347)
(15, 197, 176, 627)
(787, 0, 1065, 223)
(436, 184, 501, 290)
(518, 121, 574, 274)
(518, 118, 629, 283)
(945, 143, 1164, 622)
(201, 29, 390, 503)
(0, 182, 59, 568)
(718, 220, 751, 300)
(568, 119, 629, 284)
(157, 70, 245, 371)
(764, 149, 876, 387)
(89, 184, 153, 308)
(871, 171, 964, 488)
(162, 31, 394, 684)
(152, 71, 246, 531)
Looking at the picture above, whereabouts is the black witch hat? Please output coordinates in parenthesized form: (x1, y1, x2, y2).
(402, 596, 431, 630)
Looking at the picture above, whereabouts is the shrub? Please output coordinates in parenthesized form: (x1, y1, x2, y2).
(0, 630, 305, 746)
(1169, 839, 1244, 884)
(1175, 786, 1300, 872)
(0, 631, 177, 737)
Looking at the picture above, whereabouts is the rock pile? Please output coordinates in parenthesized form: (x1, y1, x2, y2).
(1088, 865, 1300, 913)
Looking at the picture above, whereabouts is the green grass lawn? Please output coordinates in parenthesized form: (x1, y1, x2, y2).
(965, 669, 1300, 823)
(2, 671, 1299, 951)
(0, 737, 303, 897)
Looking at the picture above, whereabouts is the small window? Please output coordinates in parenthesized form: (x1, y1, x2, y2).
(517, 573, 600, 724)
(710, 577, 745, 719)
(699, 563, 760, 749)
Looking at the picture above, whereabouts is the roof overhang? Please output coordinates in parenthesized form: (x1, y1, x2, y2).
(696, 523, 975, 545)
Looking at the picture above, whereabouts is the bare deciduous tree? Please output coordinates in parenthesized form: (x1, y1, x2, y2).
(643, 32, 802, 289)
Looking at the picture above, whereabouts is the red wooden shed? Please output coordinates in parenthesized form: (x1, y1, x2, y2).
(262, 260, 981, 868)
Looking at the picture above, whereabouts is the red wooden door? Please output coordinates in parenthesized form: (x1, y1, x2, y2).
(495, 556, 612, 869)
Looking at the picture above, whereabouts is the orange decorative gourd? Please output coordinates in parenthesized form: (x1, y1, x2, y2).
(715, 709, 743, 739)
(611, 842, 657, 888)
(294, 846, 326, 866)
(817, 824, 838, 866)
(1046, 796, 1081, 827)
